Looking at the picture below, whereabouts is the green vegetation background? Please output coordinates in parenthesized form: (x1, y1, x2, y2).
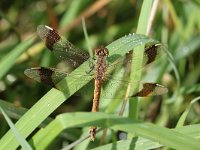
(0, 0, 200, 149)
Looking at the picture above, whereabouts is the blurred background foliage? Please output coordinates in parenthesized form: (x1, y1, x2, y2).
(0, 0, 200, 149)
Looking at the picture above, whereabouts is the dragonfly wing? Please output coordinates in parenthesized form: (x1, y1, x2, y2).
(24, 67, 68, 88)
(100, 74, 168, 99)
(142, 43, 166, 66)
(106, 43, 166, 74)
(37, 25, 90, 68)
(132, 83, 168, 97)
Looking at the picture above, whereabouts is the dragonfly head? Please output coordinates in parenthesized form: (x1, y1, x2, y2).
(94, 46, 109, 57)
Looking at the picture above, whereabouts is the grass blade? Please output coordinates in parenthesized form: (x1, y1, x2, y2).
(31, 112, 200, 150)
(0, 36, 36, 79)
(0, 106, 33, 150)
(129, 0, 153, 119)
(176, 96, 200, 128)
(92, 123, 200, 150)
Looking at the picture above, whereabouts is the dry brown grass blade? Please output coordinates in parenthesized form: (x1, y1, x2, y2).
(60, 0, 111, 33)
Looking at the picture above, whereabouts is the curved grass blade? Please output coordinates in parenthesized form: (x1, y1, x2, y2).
(176, 96, 200, 128)
(128, 0, 153, 120)
(0, 106, 33, 150)
(91, 123, 200, 150)
(0, 99, 79, 141)
(0, 36, 36, 79)
(30, 112, 200, 150)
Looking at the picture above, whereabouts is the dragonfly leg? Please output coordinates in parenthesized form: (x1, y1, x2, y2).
(85, 64, 95, 75)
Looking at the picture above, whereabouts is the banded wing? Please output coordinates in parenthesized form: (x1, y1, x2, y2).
(142, 43, 165, 65)
(24, 67, 68, 88)
(101, 43, 168, 98)
(132, 83, 168, 97)
(24, 67, 168, 97)
(100, 78, 168, 98)
(131, 43, 168, 96)
(37, 25, 90, 68)
(106, 42, 167, 73)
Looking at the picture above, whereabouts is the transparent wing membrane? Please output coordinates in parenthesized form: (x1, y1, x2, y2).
(24, 67, 68, 87)
(99, 79, 168, 99)
(106, 43, 167, 74)
(24, 67, 168, 98)
(37, 25, 90, 68)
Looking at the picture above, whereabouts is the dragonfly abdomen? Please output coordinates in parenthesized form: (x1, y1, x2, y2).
(90, 46, 109, 141)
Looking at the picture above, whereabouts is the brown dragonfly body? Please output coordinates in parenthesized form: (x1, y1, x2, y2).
(90, 47, 109, 141)
(24, 25, 168, 141)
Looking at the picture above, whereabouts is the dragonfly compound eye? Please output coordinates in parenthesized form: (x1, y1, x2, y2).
(104, 48, 109, 56)
(95, 47, 109, 56)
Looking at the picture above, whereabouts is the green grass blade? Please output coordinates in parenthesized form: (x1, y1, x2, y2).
(176, 96, 200, 128)
(0, 106, 33, 150)
(91, 124, 200, 150)
(129, 0, 153, 119)
(0, 99, 53, 127)
(92, 138, 162, 150)
(0, 36, 36, 79)
(31, 112, 200, 150)
(60, 0, 83, 27)
(164, 45, 181, 90)
(82, 18, 93, 57)
(0, 89, 66, 150)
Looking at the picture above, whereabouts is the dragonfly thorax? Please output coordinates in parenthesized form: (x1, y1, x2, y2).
(93, 46, 109, 80)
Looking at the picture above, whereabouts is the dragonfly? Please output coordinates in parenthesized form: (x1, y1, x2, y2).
(24, 25, 168, 141)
